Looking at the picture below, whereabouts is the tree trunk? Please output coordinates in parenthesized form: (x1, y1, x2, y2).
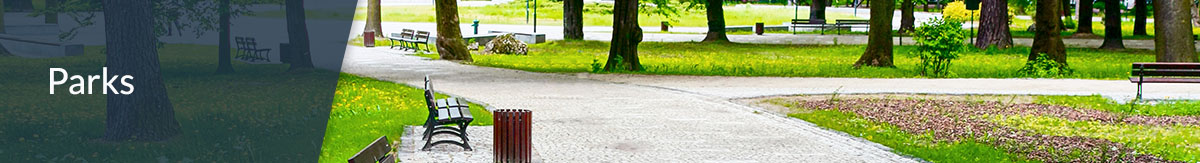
(605, 0, 643, 71)
(703, 0, 729, 42)
(1155, 0, 1199, 62)
(365, 0, 383, 37)
(976, 0, 1013, 49)
(1193, 0, 1199, 27)
(1030, 0, 1068, 66)
(1098, 0, 1124, 49)
(102, 0, 180, 141)
(0, 0, 9, 56)
(810, 0, 826, 20)
(1132, 0, 1147, 35)
(899, 0, 915, 33)
(434, 0, 472, 61)
(216, 0, 233, 74)
(563, 0, 584, 40)
(43, 0, 57, 24)
(1075, 0, 1094, 35)
(285, 0, 314, 72)
(853, 0, 894, 68)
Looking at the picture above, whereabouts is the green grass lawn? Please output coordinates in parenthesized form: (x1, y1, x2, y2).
(337, 1, 860, 27)
(1, 45, 339, 162)
(433, 40, 1154, 79)
(768, 95, 1200, 162)
(318, 73, 492, 163)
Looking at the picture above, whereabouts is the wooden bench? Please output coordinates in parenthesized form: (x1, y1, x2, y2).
(347, 136, 396, 163)
(790, 19, 830, 35)
(1130, 62, 1200, 101)
(234, 37, 271, 62)
(388, 29, 431, 52)
(421, 75, 474, 151)
(833, 19, 870, 35)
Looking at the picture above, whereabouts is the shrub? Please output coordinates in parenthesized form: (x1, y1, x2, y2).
(943, 1, 1016, 23)
(911, 18, 968, 78)
(1018, 53, 1074, 78)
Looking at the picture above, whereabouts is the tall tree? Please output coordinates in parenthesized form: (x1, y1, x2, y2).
(365, 0, 383, 37)
(434, 0, 472, 61)
(102, 0, 180, 141)
(216, 0, 233, 74)
(44, 0, 57, 24)
(854, 0, 895, 68)
(1132, 0, 1147, 35)
(702, 0, 729, 42)
(811, 0, 826, 21)
(1155, 0, 1198, 62)
(899, 0, 915, 33)
(1030, 0, 1068, 65)
(605, 0, 643, 71)
(1075, 0, 1094, 36)
(976, 0, 1013, 49)
(286, 0, 315, 72)
(1098, 0, 1124, 49)
(564, 0, 584, 40)
(1194, 0, 1199, 27)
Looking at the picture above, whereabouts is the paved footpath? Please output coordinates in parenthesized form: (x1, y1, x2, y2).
(340, 46, 919, 162)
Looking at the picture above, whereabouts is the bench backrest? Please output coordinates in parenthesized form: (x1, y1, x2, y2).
(423, 76, 438, 113)
(400, 29, 415, 39)
(1132, 62, 1200, 77)
(235, 37, 247, 49)
(244, 37, 259, 49)
(414, 31, 430, 41)
(836, 19, 870, 25)
(791, 19, 810, 24)
(347, 136, 394, 163)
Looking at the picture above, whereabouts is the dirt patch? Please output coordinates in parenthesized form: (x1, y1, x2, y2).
(753, 94, 1199, 162)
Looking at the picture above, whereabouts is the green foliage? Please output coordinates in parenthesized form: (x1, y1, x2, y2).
(1018, 53, 1074, 78)
(911, 18, 968, 78)
(942, 1, 981, 22)
(344, 2, 857, 27)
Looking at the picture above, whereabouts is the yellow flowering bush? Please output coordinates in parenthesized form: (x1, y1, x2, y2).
(943, 1, 1017, 24)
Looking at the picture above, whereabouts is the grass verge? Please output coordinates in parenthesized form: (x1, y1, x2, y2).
(443, 40, 1152, 79)
(317, 73, 492, 163)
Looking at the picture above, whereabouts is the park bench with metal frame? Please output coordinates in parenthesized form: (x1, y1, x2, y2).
(421, 75, 473, 151)
(1130, 62, 1200, 102)
(390, 30, 431, 52)
(346, 136, 396, 163)
(833, 19, 870, 35)
(234, 37, 271, 62)
(388, 29, 415, 50)
(790, 19, 830, 35)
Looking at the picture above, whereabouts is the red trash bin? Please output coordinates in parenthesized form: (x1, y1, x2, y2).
(363, 31, 375, 47)
(493, 109, 531, 163)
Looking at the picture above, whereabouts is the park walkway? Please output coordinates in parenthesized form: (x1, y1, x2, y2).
(340, 46, 919, 162)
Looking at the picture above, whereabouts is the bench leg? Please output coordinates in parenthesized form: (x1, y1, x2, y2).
(1136, 81, 1143, 102)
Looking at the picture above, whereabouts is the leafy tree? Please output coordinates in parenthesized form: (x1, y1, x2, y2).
(854, 0, 895, 68)
(102, 0, 180, 141)
(702, 0, 729, 42)
(1154, 0, 1198, 62)
(365, 0, 382, 37)
(912, 18, 967, 77)
(434, 0, 472, 61)
(1075, 0, 1094, 36)
(285, 0, 315, 72)
(1098, 0, 1123, 49)
(606, 0, 642, 71)
(1028, 0, 1069, 71)
(975, 0, 1013, 49)
(564, 0, 584, 40)
(1132, 0, 1147, 35)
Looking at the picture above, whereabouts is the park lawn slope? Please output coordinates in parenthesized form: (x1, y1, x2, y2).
(318, 73, 492, 163)
(453, 41, 1150, 79)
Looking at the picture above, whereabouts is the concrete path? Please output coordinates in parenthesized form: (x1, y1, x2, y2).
(340, 46, 919, 162)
